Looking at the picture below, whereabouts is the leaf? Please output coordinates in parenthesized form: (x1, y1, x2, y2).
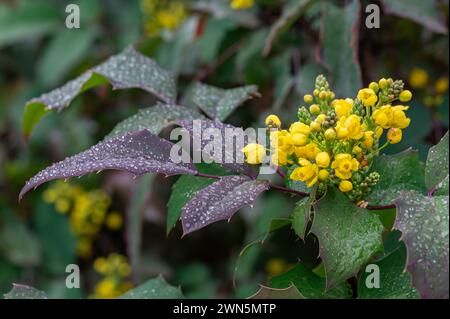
(19, 130, 197, 200)
(295, 62, 328, 96)
(197, 18, 237, 63)
(358, 244, 419, 299)
(0, 1, 60, 47)
(312, 187, 384, 288)
(107, 103, 204, 139)
(292, 196, 313, 240)
(271, 51, 294, 111)
(192, 82, 259, 121)
(23, 46, 177, 137)
(37, 28, 98, 87)
(263, 0, 314, 57)
(176, 119, 257, 178)
(181, 175, 269, 235)
(166, 163, 229, 234)
(269, 263, 352, 299)
(249, 285, 304, 299)
(119, 275, 183, 299)
(394, 191, 449, 299)
(381, 0, 448, 34)
(368, 149, 426, 206)
(425, 131, 449, 192)
(4, 284, 47, 299)
(322, 0, 362, 97)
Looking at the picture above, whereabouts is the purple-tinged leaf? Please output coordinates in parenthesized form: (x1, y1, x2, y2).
(19, 130, 197, 200)
(176, 119, 257, 178)
(181, 176, 269, 235)
(394, 191, 449, 299)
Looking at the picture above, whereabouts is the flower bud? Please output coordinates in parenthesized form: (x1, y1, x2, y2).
(369, 82, 379, 93)
(324, 128, 336, 140)
(339, 180, 353, 192)
(316, 152, 330, 167)
(309, 104, 320, 114)
(399, 90, 412, 102)
(304, 94, 314, 104)
(318, 169, 329, 181)
(387, 128, 402, 144)
(310, 121, 321, 132)
(265, 114, 281, 128)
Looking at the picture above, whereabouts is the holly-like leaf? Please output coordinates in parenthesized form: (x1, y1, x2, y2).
(425, 131, 449, 192)
(368, 149, 426, 206)
(119, 275, 183, 299)
(181, 176, 269, 235)
(19, 130, 197, 200)
(269, 263, 352, 299)
(358, 244, 419, 299)
(292, 196, 313, 240)
(192, 82, 259, 121)
(263, 0, 314, 57)
(394, 191, 449, 299)
(249, 285, 304, 299)
(312, 187, 384, 288)
(322, 0, 362, 97)
(4, 284, 47, 299)
(107, 103, 205, 138)
(381, 0, 448, 34)
(176, 119, 257, 178)
(23, 46, 176, 137)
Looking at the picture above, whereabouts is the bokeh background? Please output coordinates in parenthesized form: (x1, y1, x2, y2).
(0, 0, 448, 298)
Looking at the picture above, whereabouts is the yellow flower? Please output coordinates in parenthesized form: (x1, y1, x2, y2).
(409, 68, 428, 88)
(310, 121, 321, 132)
(331, 153, 359, 180)
(304, 94, 314, 104)
(339, 180, 353, 192)
(94, 257, 109, 275)
(387, 128, 402, 144)
(335, 115, 364, 140)
(291, 133, 308, 146)
(374, 126, 383, 138)
(55, 198, 70, 214)
(324, 128, 336, 140)
(290, 159, 319, 188)
(230, 0, 254, 10)
(318, 169, 329, 181)
(265, 258, 288, 277)
(372, 105, 410, 129)
(399, 90, 412, 102)
(289, 122, 311, 136)
(270, 130, 295, 154)
(435, 77, 449, 94)
(94, 277, 118, 299)
(352, 145, 362, 155)
(271, 149, 292, 166)
(265, 114, 281, 128)
(106, 212, 123, 230)
(332, 99, 353, 118)
(362, 131, 374, 149)
(309, 104, 320, 114)
(357, 88, 378, 107)
(390, 105, 411, 128)
(295, 142, 320, 161)
(242, 143, 266, 165)
(316, 114, 327, 124)
(315, 152, 330, 168)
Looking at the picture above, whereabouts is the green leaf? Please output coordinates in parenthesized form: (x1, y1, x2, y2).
(381, 0, 447, 34)
(37, 28, 98, 87)
(23, 47, 177, 137)
(107, 103, 204, 139)
(166, 163, 229, 234)
(249, 285, 304, 299)
(269, 263, 352, 299)
(322, 0, 362, 97)
(197, 18, 236, 63)
(358, 244, 419, 299)
(368, 149, 426, 205)
(4, 284, 47, 299)
(295, 62, 328, 96)
(425, 131, 448, 192)
(119, 275, 184, 299)
(312, 187, 384, 288)
(0, 1, 60, 47)
(192, 82, 259, 121)
(263, 0, 314, 56)
(292, 196, 313, 240)
(394, 191, 449, 299)
(271, 51, 294, 111)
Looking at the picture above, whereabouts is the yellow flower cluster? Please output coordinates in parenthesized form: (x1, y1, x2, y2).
(242, 75, 413, 201)
(141, 0, 187, 37)
(230, 0, 254, 10)
(408, 67, 448, 108)
(90, 253, 133, 299)
(43, 181, 124, 258)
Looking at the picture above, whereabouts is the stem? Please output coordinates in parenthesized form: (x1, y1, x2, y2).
(366, 203, 396, 210)
(276, 167, 286, 179)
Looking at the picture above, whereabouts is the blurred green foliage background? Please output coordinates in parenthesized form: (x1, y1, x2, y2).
(0, 0, 448, 298)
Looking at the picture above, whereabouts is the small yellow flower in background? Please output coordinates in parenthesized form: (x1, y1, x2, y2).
(315, 152, 330, 168)
(91, 253, 133, 297)
(357, 88, 378, 107)
(339, 180, 353, 192)
(265, 258, 288, 277)
(331, 154, 359, 180)
(290, 159, 319, 187)
(332, 99, 353, 118)
(230, 0, 254, 10)
(387, 128, 402, 144)
(435, 77, 449, 94)
(141, 0, 187, 37)
(409, 68, 429, 88)
(265, 114, 281, 128)
(242, 143, 266, 164)
(106, 212, 124, 231)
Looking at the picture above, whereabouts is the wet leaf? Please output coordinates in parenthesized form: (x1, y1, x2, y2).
(249, 285, 304, 299)
(292, 196, 313, 240)
(192, 82, 259, 121)
(394, 191, 449, 299)
(181, 176, 269, 235)
(425, 131, 448, 192)
(312, 187, 384, 288)
(119, 275, 183, 299)
(19, 130, 197, 200)
(4, 284, 47, 299)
